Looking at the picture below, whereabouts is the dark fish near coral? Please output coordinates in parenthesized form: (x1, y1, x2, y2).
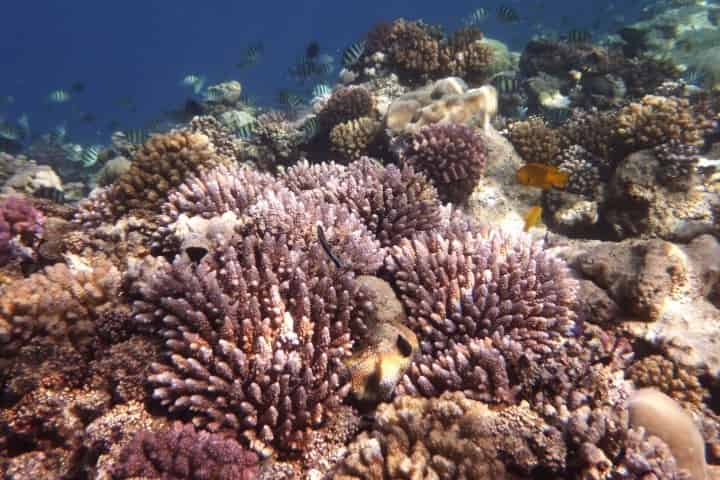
(541, 106, 571, 125)
(517, 163, 569, 189)
(342, 41, 366, 67)
(277, 89, 305, 111)
(305, 40, 321, 59)
(124, 128, 149, 145)
(302, 116, 320, 140)
(70, 81, 86, 93)
(316, 223, 345, 269)
(497, 5, 520, 23)
(236, 42, 264, 69)
(34, 186, 65, 204)
(565, 29, 592, 44)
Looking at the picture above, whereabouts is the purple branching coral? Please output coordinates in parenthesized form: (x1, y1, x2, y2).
(132, 190, 384, 456)
(111, 422, 259, 480)
(384, 221, 579, 404)
(282, 158, 444, 248)
(0, 196, 44, 265)
(399, 123, 487, 203)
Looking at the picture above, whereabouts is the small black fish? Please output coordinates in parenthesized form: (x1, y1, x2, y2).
(305, 40, 320, 59)
(70, 81, 85, 93)
(34, 186, 65, 204)
(317, 224, 344, 269)
(566, 29, 592, 44)
(497, 5, 520, 23)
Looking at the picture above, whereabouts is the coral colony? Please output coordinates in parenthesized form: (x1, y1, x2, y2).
(2, 7, 720, 480)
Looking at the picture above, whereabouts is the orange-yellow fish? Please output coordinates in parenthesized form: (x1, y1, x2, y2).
(523, 205, 543, 232)
(516, 163, 569, 189)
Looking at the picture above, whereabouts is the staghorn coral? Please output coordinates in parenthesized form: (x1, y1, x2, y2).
(331, 392, 567, 479)
(653, 139, 701, 191)
(385, 221, 579, 403)
(614, 95, 712, 151)
(318, 87, 376, 131)
(507, 116, 566, 165)
(0, 255, 121, 357)
(329, 116, 382, 162)
(74, 130, 227, 225)
(399, 123, 487, 203)
(111, 422, 259, 480)
(0, 196, 44, 266)
(132, 194, 382, 456)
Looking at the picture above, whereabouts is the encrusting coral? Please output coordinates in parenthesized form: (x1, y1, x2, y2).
(111, 421, 259, 480)
(398, 123, 487, 202)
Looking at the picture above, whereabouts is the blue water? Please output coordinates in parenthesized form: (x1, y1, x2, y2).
(0, 0, 649, 145)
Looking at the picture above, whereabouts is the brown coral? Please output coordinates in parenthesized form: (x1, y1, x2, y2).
(329, 116, 382, 162)
(74, 130, 227, 225)
(330, 392, 567, 479)
(614, 95, 712, 151)
(507, 116, 567, 165)
(0, 256, 121, 357)
(628, 355, 708, 412)
(386, 19, 443, 82)
(319, 87, 376, 131)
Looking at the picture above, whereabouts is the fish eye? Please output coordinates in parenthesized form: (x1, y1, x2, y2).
(396, 334, 413, 357)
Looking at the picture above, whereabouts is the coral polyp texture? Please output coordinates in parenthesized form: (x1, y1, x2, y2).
(132, 195, 382, 455)
(384, 222, 578, 403)
(319, 86, 376, 131)
(111, 422, 259, 480)
(75, 130, 228, 225)
(329, 116, 382, 162)
(399, 123, 487, 202)
(0, 196, 44, 266)
(507, 116, 566, 165)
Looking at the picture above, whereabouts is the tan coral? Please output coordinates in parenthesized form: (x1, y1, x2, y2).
(628, 355, 708, 412)
(330, 117, 382, 162)
(0, 256, 121, 356)
(614, 95, 713, 150)
(331, 392, 566, 479)
(507, 116, 566, 165)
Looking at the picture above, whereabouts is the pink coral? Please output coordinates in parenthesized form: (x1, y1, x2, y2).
(0, 196, 44, 265)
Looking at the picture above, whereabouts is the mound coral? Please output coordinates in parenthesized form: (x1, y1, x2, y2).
(0, 196, 44, 266)
(554, 144, 603, 197)
(250, 111, 307, 168)
(385, 222, 578, 403)
(507, 116, 566, 165)
(0, 256, 121, 357)
(111, 422, 259, 480)
(614, 95, 712, 151)
(561, 109, 617, 161)
(385, 19, 443, 82)
(653, 139, 701, 191)
(329, 116, 382, 162)
(628, 355, 708, 412)
(319, 87, 376, 131)
(133, 192, 383, 455)
(187, 115, 243, 162)
(74, 131, 227, 225)
(331, 392, 567, 479)
(399, 123, 487, 202)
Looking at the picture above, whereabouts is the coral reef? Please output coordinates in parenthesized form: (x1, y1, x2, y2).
(110, 422, 259, 480)
(398, 123, 487, 202)
(653, 139, 701, 191)
(628, 355, 708, 412)
(249, 112, 307, 168)
(319, 86, 376, 131)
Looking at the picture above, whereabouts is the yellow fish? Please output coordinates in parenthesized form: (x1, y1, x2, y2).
(516, 163, 569, 189)
(523, 205, 543, 232)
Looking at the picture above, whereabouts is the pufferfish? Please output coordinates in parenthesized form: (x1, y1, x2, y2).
(344, 275, 419, 405)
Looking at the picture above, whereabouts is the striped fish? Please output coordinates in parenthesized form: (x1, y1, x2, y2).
(81, 144, 102, 167)
(463, 8, 489, 26)
(492, 74, 522, 94)
(34, 186, 66, 204)
(342, 41, 366, 67)
(497, 5, 520, 23)
(48, 90, 71, 103)
(312, 83, 333, 98)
